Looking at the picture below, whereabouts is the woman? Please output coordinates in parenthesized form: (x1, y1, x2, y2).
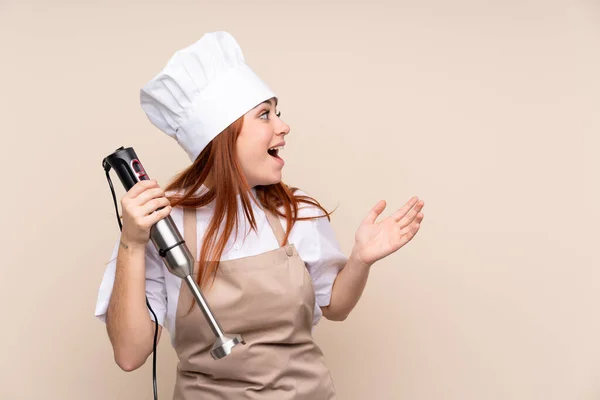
(95, 31, 424, 399)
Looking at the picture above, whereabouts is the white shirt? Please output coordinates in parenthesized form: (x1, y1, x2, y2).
(94, 190, 347, 345)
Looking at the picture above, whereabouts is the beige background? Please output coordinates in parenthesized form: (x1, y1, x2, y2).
(1, 0, 599, 399)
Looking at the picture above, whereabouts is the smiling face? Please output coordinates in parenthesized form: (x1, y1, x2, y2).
(236, 97, 290, 188)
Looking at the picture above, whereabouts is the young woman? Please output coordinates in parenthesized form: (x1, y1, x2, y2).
(95, 31, 424, 400)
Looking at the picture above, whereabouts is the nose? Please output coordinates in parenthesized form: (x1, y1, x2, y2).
(277, 119, 290, 137)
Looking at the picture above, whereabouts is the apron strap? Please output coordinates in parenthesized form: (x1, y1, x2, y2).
(264, 209, 287, 247)
(183, 207, 198, 262)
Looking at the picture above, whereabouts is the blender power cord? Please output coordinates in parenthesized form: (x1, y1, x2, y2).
(105, 168, 160, 400)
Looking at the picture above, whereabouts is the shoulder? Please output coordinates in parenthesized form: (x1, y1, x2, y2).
(277, 188, 336, 243)
(289, 188, 329, 220)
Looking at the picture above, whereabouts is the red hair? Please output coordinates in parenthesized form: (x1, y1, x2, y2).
(165, 116, 334, 290)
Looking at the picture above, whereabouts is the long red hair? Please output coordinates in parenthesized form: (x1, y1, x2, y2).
(165, 116, 334, 290)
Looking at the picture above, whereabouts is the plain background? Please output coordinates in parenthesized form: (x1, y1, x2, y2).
(1, 0, 599, 399)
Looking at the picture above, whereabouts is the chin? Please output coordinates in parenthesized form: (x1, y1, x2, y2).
(254, 174, 282, 187)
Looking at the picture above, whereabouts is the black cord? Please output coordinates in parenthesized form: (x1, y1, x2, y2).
(106, 168, 122, 231)
(146, 297, 159, 400)
(105, 168, 159, 400)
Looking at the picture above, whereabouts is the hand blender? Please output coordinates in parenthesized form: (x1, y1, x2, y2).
(102, 146, 245, 360)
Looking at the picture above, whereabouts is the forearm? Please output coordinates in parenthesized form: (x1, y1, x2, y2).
(321, 250, 372, 321)
(106, 242, 159, 371)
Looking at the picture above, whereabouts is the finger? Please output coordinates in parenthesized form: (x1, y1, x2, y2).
(140, 197, 171, 216)
(392, 197, 420, 222)
(363, 200, 387, 224)
(133, 187, 166, 207)
(414, 212, 424, 226)
(405, 219, 422, 235)
(125, 179, 159, 199)
(145, 205, 172, 226)
(397, 202, 425, 227)
(398, 220, 421, 246)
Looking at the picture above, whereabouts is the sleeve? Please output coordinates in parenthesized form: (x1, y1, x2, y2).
(290, 194, 348, 308)
(94, 232, 168, 326)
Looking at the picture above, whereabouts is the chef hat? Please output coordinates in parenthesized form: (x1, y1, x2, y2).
(140, 31, 276, 162)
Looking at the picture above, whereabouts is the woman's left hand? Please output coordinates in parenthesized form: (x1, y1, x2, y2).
(351, 197, 425, 268)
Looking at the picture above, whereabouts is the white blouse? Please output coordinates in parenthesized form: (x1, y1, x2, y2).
(94, 190, 347, 345)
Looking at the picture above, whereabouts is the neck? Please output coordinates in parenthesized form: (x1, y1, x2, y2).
(205, 171, 256, 193)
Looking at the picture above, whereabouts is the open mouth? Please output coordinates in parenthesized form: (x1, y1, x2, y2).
(267, 146, 283, 160)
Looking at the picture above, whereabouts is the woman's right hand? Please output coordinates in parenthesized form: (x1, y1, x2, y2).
(120, 179, 172, 247)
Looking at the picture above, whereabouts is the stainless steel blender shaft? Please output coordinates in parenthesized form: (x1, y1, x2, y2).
(149, 214, 245, 359)
(183, 275, 245, 359)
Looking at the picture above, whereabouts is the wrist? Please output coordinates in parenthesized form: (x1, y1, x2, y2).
(349, 247, 373, 270)
(118, 238, 147, 254)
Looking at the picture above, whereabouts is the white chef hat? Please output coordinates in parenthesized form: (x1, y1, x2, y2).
(140, 31, 276, 162)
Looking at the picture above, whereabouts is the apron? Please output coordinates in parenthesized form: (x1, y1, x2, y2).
(172, 206, 337, 400)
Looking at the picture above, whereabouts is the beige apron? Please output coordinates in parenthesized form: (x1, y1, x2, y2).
(172, 207, 337, 400)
